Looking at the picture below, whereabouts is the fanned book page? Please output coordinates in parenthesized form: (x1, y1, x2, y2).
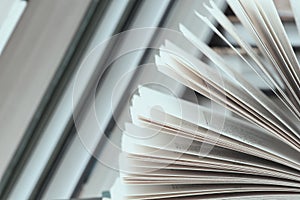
(113, 0, 300, 199)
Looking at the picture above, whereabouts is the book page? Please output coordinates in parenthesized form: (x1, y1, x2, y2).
(132, 87, 300, 169)
(136, 107, 300, 172)
(157, 44, 300, 149)
(240, 0, 300, 110)
(121, 151, 300, 183)
(179, 24, 300, 137)
(122, 123, 300, 180)
(202, 0, 300, 119)
(226, 0, 300, 118)
(119, 183, 300, 199)
(256, 0, 300, 91)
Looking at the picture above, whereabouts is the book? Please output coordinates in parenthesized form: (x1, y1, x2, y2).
(112, 0, 300, 199)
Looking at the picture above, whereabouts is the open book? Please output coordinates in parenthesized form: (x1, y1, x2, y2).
(112, 0, 300, 199)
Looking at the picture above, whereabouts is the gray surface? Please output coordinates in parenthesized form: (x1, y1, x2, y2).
(0, 0, 92, 181)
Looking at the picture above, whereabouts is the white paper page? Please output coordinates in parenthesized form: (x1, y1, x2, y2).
(123, 175, 300, 185)
(157, 47, 297, 148)
(256, 0, 300, 90)
(159, 41, 300, 146)
(157, 51, 280, 135)
(122, 133, 300, 182)
(159, 193, 300, 200)
(226, 0, 300, 118)
(156, 54, 240, 117)
(155, 55, 220, 106)
(238, 0, 300, 111)
(133, 87, 300, 168)
(123, 174, 300, 188)
(179, 25, 300, 137)
(123, 179, 300, 190)
(120, 153, 252, 174)
(135, 107, 300, 173)
(122, 155, 299, 183)
(123, 123, 300, 178)
(227, 0, 283, 78)
(121, 184, 300, 199)
(199, 1, 279, 91)
(208, 0, 300, 118)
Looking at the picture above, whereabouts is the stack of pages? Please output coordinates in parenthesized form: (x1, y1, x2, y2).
(112, 0, 300, 199)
